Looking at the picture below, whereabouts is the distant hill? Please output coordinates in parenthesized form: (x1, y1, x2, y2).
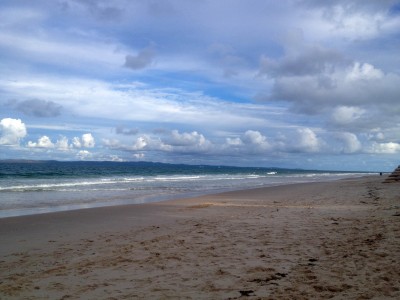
(0, 159, 57, 164)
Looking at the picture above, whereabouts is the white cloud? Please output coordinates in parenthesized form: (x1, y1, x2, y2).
(0, 75, 273, 131)
(0, 118, 27, 145)
(27, 136, 54, 148)
(165, 130, 212, 153)
(72, 136, 82, 148)
(71, 133, 95, 148)
(296, 128, 320, 153)
(222, 130, 270, 154)
(76, 150, 92, 159)
(109, 155, 124, 162)
(27, 133, 95, 153)
(368, 128, 385, 141)
(299, 0, 400, 41)
(81, 133, 95, 148)
(102, 138, 121, 148)
(242, 130, 269, 148)
(55, 136, 71, 151)
(336, 132, 362, 153)
(27, 134, 88, 151)
(133, 153, 145, 159)
(324, 9, 386, 40)
(27, 134, 95, 151)
(0, 30, 124, 74)
(226, 137, 243, 146)
(1, 0, 400, 169)
(346, 62, 384, 81)
(271, 61, 388, 104)
(266, 58, 400, 131)
(168, 130, 208, 147)
(103, 129, 214, 155)
(368, 142, 400, 154)
(331, 106, 365, 125)
(132, 136, 148, 151)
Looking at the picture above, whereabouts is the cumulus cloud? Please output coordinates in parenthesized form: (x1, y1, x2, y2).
(368, 142, 400, 154)
(102, 138, 121, 149)
(106, 135, 161, 152)
(262, 57, 400, 129)
(265, 57, 389, 106)
(346, 62, 384, 81)
(71, 133, 95, 148)
(108, 154, 124, 162)
(331, 106, 365, 125)
(55, 136, 70, 151)
(133, 153, 145, 160)
(226, 137, 243, 146)
(0, 118, 27, 145)
(295, 128, 320, 153)
(76, 150, 92, 159)
(168, 130, 208, 147)
(335, 132, 362, 153)
(124, 47, 155, 70)
(298, 0, 400, 40)
(132, 136, 148, 151)
(81, 133, 95, 148)
(27, 133, 95, 151)
(258, 31, 400, 124)
(2, 0, 400, 168)
(259, 46, 345, 77)
(27, 135, 54, 148)
(223, 130, 270, 155)
(27, 135, 70, 150)
(133, 130, 212, 153)
(165, 130, 212, 153)
(103, 130, 213, 155)
(72, 136, 81, 148)
(15, 99, 62, 117)
(242, 130, 270, 148)
(222, 128, 323, 156)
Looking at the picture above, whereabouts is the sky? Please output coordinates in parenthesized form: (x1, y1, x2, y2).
(1, 0, 400, 171)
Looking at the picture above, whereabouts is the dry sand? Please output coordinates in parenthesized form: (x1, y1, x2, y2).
(1, 176, 400, 299)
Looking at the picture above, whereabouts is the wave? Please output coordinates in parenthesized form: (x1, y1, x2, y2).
(0, 174, 241, 192)
(0, 180, 115, 192)
(0, 172, 370, 193)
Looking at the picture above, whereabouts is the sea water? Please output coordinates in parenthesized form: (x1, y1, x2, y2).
(0, 161, 370, 218)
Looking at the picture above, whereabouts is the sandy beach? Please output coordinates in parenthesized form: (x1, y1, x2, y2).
(1, 175, 399, 299)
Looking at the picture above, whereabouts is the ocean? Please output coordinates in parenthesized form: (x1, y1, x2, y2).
(0, 161, 370, 218)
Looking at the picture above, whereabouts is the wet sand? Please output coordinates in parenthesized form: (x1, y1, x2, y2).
(1, 176, 400, 299)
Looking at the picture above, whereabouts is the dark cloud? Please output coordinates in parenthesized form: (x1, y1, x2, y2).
(268, 66, 400, 109)
(63, 0, 123, 21)
(257, 39, 400, 124)
(259, 46, 346, 77)
(147, 0, 176, 16)
(124, 48, 156, 70)
(298, 0, 398, 13)
(15, 99, 63, 118)
(115, 126, 139, 135)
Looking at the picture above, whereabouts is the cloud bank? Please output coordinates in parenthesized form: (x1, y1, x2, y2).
(0, 118, 27, 146)
(0, 0, 400, 170)
(14, 99, 62, 118)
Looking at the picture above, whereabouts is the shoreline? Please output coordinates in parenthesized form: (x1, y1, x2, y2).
(1, 175, 399, 299)
(0, 174, 372, 219)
